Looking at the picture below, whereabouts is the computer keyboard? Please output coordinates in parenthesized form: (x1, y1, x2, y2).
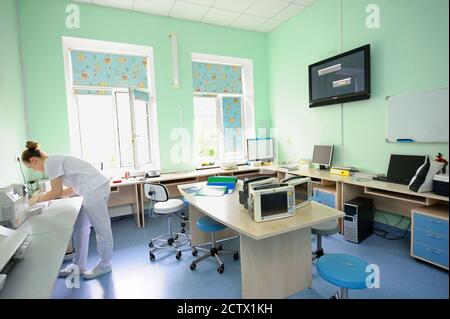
(374, 176, 410, 185)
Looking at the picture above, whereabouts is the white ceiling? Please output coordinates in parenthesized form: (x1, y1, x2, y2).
(74, 0, 316, 33)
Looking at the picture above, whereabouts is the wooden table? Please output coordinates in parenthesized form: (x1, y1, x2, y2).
(179, 182, 344, 299)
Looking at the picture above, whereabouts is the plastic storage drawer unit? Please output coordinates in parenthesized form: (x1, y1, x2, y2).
(411, 205, 449, 270)
(312, 187, 336, 208)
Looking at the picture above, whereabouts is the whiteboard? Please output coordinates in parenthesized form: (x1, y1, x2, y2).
(386, 88, 449, 143)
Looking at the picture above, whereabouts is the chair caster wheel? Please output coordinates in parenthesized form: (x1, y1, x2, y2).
(330, 292, 340, 299)
(218, 245, 223, 251)
(181, 222, 186, 228)
(217, 265, 224, 274)
(181, 228, 186, 234)
(233, 252, 240, 261)
(148, 242, 154, 248)
(190, 262, 196, 270)
(149, 253, 156, 262)
(192, 249, 198, 257)
(168, 237, 175, 245)
(316, 249, 324, 258)
(176, 251, 182, 260)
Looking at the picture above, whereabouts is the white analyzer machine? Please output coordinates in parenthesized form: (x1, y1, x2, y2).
(0, 184, 40, 292)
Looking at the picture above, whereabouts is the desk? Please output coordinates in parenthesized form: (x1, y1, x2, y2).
(289, 167, 448, 217)
(108, 167, 275, 228)
(109, 179, 142, 227)
(0, 197, 82, 299)
(138, 166, 277, 227)
(115, 165, 448, 231)
(179, 182, 344, 299)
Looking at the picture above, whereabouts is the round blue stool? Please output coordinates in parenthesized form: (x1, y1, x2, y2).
(196, 216, 227, 233)
(190, 216, 239, 274)
(317, 253, 369, 299)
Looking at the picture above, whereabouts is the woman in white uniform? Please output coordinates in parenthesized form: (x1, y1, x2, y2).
(22, 141, 114, 279)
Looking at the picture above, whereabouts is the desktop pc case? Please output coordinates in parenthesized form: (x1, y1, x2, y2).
(343, 197, 374, 244)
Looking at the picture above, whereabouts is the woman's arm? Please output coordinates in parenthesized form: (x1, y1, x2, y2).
(62, 187, 75, 197)
(30, 178, 64, 204)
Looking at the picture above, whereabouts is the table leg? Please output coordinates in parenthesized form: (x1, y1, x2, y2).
(240, 227, 312, 299)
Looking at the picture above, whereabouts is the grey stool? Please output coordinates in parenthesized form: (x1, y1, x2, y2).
(312, 220, 339, 260)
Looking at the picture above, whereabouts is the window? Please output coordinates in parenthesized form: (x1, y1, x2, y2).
(62, 37, 160, 175)
(194, 96, 219, 164)
(192, 54, 255, 167)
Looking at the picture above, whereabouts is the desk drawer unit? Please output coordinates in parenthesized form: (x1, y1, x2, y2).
(412, 210, 449, 270)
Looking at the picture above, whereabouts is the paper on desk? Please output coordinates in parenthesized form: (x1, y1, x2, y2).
(28, 202, 49, 215)
(195, 185, 227, 197)
(182, 186, 202, 194)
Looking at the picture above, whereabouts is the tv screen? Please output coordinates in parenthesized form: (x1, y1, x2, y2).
(309, 44, 371, 107)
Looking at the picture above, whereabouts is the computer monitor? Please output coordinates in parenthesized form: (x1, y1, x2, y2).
(247, 138, 274, 162)
(387, 154, 426, 184)
(312, 145, 333, 170)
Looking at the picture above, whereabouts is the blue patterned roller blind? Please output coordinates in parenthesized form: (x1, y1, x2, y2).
(71, 50, 149, 89)
(222, 97, 243, 153)
(192, 62, 243, 94)
(134, 90, 150, 102)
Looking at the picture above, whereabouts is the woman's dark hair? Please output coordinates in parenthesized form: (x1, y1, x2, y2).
(21, 141, 42, 163)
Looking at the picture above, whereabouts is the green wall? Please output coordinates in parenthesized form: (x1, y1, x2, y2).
(267, 0, 449, 227)
(268, 0, 449, 172)
(0, 0, 28, 188)
(17, 0, 271, 173)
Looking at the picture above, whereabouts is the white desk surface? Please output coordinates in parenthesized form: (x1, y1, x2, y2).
(0, 229, 73, 299)
(179, 182, 344, 241)
(0, 197, 82, 299)
(20, 197, 83, 235)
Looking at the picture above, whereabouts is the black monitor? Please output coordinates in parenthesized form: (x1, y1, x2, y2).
(387, 154, 426, 184)
(312, 145, 333, 170)
(309, 44, 371, 107)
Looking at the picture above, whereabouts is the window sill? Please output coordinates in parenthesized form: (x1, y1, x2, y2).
(195, 161, 249, 171)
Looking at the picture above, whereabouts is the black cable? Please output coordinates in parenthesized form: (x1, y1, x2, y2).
(18, 157, 27, 186)
(373, 206, 411, 240)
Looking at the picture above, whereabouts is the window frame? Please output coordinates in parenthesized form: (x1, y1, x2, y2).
(191, 53, 256, 168)
(62, 37, 161, 176)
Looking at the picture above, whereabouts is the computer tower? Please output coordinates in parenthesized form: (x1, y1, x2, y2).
(343, 197, 374, 243)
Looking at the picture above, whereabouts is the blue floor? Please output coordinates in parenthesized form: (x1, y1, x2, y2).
(51, 214, 449, 299)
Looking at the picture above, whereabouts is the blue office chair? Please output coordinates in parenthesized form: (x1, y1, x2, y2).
(144, 183, 190, 261)
(189, 216, 239, 274)
(317, 253, 369, 299)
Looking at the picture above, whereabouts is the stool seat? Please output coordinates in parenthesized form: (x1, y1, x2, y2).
(196, 216, 227, 233)
(154, 199, 184, 214)
(317, 254, 369, 290)
(312, 220, 339, 236)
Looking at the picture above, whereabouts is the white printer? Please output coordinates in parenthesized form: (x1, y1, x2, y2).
(0, 225, 32, 292)
(0, 184, 32, 229)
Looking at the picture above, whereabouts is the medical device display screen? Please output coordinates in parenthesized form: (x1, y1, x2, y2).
(294, 183, 308, 206)
(260, 192, 288, 217)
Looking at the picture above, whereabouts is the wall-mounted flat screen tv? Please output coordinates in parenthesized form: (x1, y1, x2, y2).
(309, 44, 371, 108)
